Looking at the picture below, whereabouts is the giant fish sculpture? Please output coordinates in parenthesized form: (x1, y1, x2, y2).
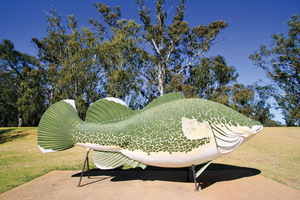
(38, 93, 262, 188)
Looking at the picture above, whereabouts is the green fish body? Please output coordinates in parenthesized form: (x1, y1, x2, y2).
(38, 93, 262, 169)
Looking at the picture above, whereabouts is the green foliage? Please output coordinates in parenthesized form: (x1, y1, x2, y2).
(229, 83, 278, 126)
(91, 0, 228, 106)
(1, 1, 281, 126)
(250, 15, 300, 126)
(0, 70, 18, 126)
(231, 84, 254, 117)
(135, 0, 228, 98)
(251, 85, 278, 126)
(0, 39, 45, 127)
(32, 9, 106, 119)
(184, 56, 238, 105)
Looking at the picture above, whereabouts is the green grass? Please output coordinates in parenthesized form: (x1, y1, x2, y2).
(0, 127, 299, 193)
(0, 127, 96, 193)
(215, 127, 300, 190)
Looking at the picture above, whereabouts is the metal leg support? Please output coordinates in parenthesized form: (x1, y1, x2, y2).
(77, 148, 90, 187)
(192, 165, 198, 191)
(86, 153, 90, 179)
(192, 161, 212, 191)
(196, 161, 211, 178)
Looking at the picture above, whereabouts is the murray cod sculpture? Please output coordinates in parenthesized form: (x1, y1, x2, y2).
(38, 93, 262, 188)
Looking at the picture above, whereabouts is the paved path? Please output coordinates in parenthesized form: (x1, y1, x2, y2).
(1, 169, 299, 200)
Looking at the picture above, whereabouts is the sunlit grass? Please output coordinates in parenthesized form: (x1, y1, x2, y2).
(0, 127, 299, 193)
(215, 127, 300, 190)
(0, 128, 97, 193)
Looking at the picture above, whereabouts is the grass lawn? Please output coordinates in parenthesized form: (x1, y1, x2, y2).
(215, 127, 300, 190)
(0, 127, 299, 193)
(0, 127, 96, 193)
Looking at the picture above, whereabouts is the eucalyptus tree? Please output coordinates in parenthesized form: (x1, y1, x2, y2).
(136, 0, 228, 97)
(91, 0, 228, 106)
(0, 39, 45, 126)
(250, 15, 300, 126)
(183, 55, 238, 105)
(33, 10, 107, 119)
(89, 3, 151, 107)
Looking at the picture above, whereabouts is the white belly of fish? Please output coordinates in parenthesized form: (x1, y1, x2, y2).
(76, 140, 221, 168)
(121, 140, 220, 168)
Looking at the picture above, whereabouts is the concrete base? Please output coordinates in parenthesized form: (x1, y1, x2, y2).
(1, 169, 299, 200)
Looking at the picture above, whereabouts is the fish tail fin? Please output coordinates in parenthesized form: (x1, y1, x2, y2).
(38, 100, 83, 153)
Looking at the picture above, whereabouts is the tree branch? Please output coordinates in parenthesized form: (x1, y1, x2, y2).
(272, 61, 297, 69)
(132, 65, 155, 84)
(176, 48, 205, 76)
(166, 40, 174, 62)
(151, 39, 161, 55)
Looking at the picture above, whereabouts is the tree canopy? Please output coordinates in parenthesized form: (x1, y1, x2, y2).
(0, 1, 289, 127)
(250, 15, 300, 126)
(0, 39, 45, 126)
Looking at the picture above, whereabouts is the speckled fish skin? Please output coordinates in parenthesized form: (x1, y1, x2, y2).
(74, 98, 259, 154)
(38, 93, 263, 169)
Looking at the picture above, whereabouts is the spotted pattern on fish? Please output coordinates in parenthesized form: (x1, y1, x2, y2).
(72, 98, 257, 154)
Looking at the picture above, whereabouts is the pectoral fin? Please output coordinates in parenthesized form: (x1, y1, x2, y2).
(93, 150, 147, 170)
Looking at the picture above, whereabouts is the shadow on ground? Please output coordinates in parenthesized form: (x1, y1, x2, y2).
(72, 163, 261, 189)
(0, 129, 29, 144)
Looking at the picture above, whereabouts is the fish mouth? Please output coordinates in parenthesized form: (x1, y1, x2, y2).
(251, 125, 263, 134)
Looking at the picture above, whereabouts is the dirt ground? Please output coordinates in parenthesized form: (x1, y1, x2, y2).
(1, 169, 299, 200)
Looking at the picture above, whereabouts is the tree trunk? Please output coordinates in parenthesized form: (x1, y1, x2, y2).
(18, 114, 22, 127)
(157, 63, 164, 96)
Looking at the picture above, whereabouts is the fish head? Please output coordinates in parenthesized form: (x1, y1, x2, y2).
(211, 114, 263, 154)
(240, 120, 263, 143)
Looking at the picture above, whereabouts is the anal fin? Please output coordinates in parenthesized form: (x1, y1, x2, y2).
(93, 150, 147, 170)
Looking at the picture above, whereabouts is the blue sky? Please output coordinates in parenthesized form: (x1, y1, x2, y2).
(1, 0, 299, 123)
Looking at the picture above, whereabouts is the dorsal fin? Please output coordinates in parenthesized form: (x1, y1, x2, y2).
(85, 98, 136, 124)
(104, 97, 127, 106)
(144, 92, 185, 110)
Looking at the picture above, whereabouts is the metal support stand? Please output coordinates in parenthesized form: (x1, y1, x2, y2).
(77, 148, 90, 187)
(86, 152, 90, 179)
(192, 161, 212, 191)
(192, 165, 198, 191)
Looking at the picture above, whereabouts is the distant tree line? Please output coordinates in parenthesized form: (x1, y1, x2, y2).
(0, 1, 298, 127)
